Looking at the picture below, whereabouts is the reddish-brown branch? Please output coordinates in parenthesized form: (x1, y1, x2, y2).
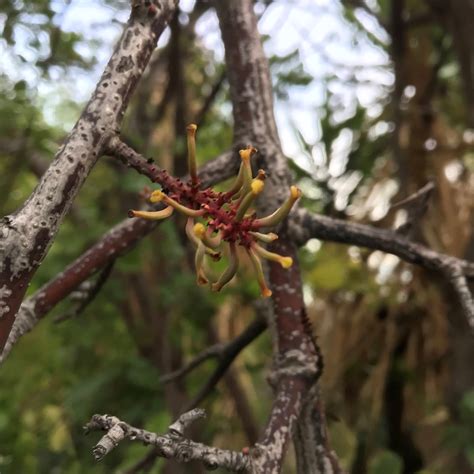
(215, 1, 334, 472)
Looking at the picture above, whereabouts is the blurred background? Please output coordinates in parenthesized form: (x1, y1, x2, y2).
(1, 0, 473, 472)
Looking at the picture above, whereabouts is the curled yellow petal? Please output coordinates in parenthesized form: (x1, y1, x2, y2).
(235, 178, 265, 222)
(187, 123, 198, 185)
(195, 241, 209, 286)
(253, 186, 302, 228)
(239, 146, 257, 195)
(254, 244, 293, 269)
(251, 179, 264, 195)
(290, 185, 302, 200)
(149, 190, 165, 203)
(128, 206, 174, 220)
(156, 193, 203, 217)
(211, 242, 238, 292)
(186, 218, 221, 259)
(247, 248, 272, 298)
(249, 231, 278, 243)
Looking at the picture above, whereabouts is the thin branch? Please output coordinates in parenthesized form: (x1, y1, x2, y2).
(391, 181, 434, 236)
(291, 209, 474, 278)
(193, 70, 226, 127)
(124, 311, 268, 474)
(53, 260, 115, 324)
(84, 409, 249, 472)
(291, 208, 474, 330)
(390, 181, 434, 210)
(106, 135, 237, 188)
(160, 317, 266, 384)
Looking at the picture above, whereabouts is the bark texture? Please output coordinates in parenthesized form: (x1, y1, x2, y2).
(0, 0, 178, 351)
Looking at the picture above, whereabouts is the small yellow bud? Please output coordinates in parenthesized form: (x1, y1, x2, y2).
(290, 186, 302, 200)
(193, 222, 206, 239)
(256, 169, 266, 181)
(128, 206, 173, 220)
(186, 123, 197, 134)
(262, 288, 273, 298)
(251, 179, 264, 195)
(150, 190, 164, 203)
(239, 146, 257, 162)
(279, 257, 293, 269)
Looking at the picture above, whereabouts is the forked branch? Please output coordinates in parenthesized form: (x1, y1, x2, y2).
(84, 409, 250, 472)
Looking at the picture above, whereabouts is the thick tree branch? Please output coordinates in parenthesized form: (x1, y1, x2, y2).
(85, 409, 249, 472)
(0, 151, 237, 364)
(0, 0, 178, 351)
(215, 2, 335, 472)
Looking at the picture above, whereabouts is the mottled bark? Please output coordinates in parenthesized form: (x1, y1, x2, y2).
(0, 0, 178, 351)
(85, 410, 250, 471)
(215, 1, 335, 472)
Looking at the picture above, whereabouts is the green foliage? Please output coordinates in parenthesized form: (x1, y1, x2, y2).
(444, 391, 474, 468)
(368, 450, 404, 474)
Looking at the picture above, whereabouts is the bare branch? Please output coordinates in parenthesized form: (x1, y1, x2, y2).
(84, 410, 249, 472)
(193, 70, 226, 127)
(53, 260, 115, 324)
(106, 135, 237, 188)
(0, 0, 178, 351)
(160, 316, 266, 385)
(391, 181, 434, 235)
(291, 209, 474, 279)
(291, 208, 474, 330)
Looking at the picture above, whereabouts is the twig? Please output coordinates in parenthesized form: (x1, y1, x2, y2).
(193, 70, 226, 127)
(125, 313, 268, 474)
(390, 181, 434, 235)
(84, 410, 249, 472)
(292, 208, 474, 331)
(390, 181, 434, 210)
(105, 135, 236, 189)
(160, 317, 266, 384)
(54, 260, 115, 323)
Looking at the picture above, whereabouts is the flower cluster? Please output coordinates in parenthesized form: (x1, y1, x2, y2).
(129, 124, 301, 298)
